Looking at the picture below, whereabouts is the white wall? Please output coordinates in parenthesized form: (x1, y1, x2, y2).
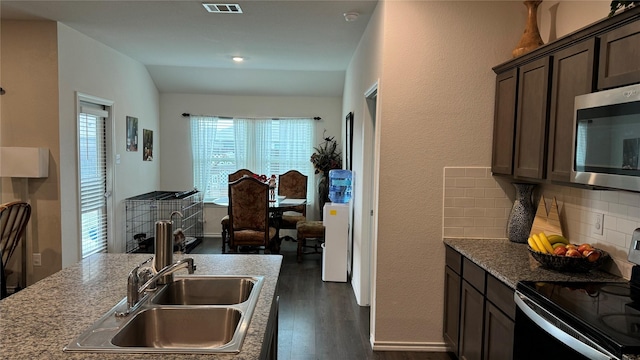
(58, 23, 160, 263)
(352, 0, 612, 351)
(158, 93, 342, 232)
(342, 0, 384, 307)
(365, 1, 525, 350)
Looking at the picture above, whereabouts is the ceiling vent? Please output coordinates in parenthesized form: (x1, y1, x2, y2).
(202, 3, 243, 13)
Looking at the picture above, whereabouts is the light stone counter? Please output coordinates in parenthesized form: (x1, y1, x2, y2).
(0, 253, 282, 360)
(444, 238, 624, 289)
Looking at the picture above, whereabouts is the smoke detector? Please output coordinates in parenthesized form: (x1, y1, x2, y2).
(343, 12, 359, 22)
(202, 3, 243, 13)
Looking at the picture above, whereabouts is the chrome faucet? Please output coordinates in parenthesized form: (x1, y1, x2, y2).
(117, 257, 196, 317)
(154, 211, 184, 285)
(116, 211, 195, 317)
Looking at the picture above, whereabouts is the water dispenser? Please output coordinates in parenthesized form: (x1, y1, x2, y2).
(328, 169, 352, 203)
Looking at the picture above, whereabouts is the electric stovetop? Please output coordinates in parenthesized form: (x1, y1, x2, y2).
(517, 279, 640, 357)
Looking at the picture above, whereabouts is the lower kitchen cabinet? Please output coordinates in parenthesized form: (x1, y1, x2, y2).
(459, 281, 485, 360)
(483, 302, 514, 360)
(444, 246, 515, 360)
(444, 246, 463, 356)
(443, 265, 461, 356)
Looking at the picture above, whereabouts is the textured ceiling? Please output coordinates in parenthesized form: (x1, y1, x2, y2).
(1, 0, 378, 96)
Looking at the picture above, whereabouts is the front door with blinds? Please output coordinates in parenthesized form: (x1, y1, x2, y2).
(78, 100, 111, 258)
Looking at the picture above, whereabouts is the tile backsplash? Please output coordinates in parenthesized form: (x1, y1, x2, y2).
(443, 166, 640, 279)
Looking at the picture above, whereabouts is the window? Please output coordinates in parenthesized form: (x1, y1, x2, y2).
(190, 116, 315, 202)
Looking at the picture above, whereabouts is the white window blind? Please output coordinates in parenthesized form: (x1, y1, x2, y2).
(79, 102, 108, 258)
(190, 116, 315, 202)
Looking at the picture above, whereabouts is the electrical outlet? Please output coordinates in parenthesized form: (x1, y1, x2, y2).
(593, 213, 604, 236)
(32, 253, 41, 267)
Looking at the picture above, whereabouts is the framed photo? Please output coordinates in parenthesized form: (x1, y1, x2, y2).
(143, 129, 153, 161)
(126, 116, 138, 151)
(345, 112, 354, 170)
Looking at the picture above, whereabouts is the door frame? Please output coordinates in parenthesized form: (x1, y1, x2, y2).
(363, 80, 380, 341)
(75, 92, 116, 258)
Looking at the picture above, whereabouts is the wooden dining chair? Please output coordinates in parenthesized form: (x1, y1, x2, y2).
(0, 201, 31, 299)
(277, 170, 308, 241)
(228, 176, 276, 253)
(221, 169, 255, 253)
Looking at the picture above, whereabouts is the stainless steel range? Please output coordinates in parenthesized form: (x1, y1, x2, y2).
(514, 229, 640, 360)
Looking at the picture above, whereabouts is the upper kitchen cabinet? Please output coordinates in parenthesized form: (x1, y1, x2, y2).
(491, 6, 640, 183)
(598, 20, 640, 90)
(547, 39, 596, 182)
(513, 57, 551, 180)
(491, 69, 518, 176)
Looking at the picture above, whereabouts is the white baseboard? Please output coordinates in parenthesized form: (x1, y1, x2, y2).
(370, 336, 450, 352)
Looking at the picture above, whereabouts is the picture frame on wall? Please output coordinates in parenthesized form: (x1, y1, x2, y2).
(346, 112, 354, 170)
(143, 129, 153, 161)
(126, 116, 138, 151)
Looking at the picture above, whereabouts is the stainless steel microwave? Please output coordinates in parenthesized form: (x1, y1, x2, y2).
(571, 83, 640, 192)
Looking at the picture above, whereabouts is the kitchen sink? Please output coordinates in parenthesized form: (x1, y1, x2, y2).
(111, 307, 241, 348)
(151, 276, 256, 305)
(64, 275, 264, 354)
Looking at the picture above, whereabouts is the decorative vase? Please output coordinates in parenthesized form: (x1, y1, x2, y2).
(512, 0, 544, 58)
(318, 172, 330, 219)
(506, 183, 537, 243)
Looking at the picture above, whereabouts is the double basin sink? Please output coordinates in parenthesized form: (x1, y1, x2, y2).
(65, 275, 264, 354)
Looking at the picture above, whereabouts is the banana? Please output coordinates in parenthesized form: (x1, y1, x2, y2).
(538, 232, 555, 253)
(532, 234, 548, 254)
(547, 234, 569, 245)
(528, 237, 541, 252)
(552, 242, 566, 249)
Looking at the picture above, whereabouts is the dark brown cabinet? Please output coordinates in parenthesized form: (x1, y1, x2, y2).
(483, 302, 514, 360)
(444, 246, 463, 356)
(444, 266, 461, 356)
(444, 247, 515, 360)
(491, 69, 518, 175)
(513, 57, 551, 179)
(547, 39, 596, 182)
(492, 8, 640, 184)
(484, 275, 515, 360)
(598, 20, 640, 90)
(459, 281, 485, 360)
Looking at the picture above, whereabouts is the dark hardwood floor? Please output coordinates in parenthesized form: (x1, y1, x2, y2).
(192, 237, 454, 360)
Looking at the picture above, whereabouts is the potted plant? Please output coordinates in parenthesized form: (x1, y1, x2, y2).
(310, 132, 342, 215)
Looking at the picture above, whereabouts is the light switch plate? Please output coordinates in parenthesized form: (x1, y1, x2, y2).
(32, 253, 41, 267)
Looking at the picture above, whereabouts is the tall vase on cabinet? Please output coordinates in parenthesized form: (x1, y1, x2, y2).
(507, 183, 536, 243)
(512, 0, 544, 58)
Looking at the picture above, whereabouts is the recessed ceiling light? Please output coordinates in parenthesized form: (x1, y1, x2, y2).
(202, 3, 243, 13)
(232, 56, 244, 62)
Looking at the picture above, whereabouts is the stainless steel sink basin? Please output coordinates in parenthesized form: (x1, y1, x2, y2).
(151, 276, 256, 305)
(64, 275, 264, 354)
(111, 307, 241, 348)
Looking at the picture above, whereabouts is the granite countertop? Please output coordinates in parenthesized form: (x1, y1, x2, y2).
(0, 253, 282, 360)
(444, 238, 624, 289)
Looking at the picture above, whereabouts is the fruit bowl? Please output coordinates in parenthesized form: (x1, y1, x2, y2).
(528, 247, 610, 272)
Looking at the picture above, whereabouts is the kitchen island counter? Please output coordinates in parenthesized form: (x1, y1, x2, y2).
(444, 238, 623, 289)
(0, 253, 282, 359)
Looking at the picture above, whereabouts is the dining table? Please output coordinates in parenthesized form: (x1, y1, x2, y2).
(213, 196, 307, 253)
